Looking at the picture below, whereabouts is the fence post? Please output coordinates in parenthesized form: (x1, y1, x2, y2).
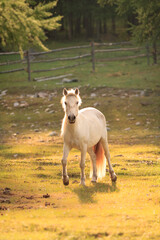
(146, 43, 150, 66)
(26, 50, 31, 81)
(91, 42, 95, 72)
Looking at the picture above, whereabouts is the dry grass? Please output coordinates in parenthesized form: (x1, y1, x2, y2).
(0, 85, 160, 239)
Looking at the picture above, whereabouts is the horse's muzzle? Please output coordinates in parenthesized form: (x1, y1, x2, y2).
(68, 115, 76, 124)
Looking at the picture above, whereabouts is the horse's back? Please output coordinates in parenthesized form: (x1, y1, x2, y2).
(79, 107, 106, 124)
(78, 107, 107, 147)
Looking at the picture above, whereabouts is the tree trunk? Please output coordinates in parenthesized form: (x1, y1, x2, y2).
(75, 16, 81, 37)
(68, 14, 73, 40)
(111, 15, 116, 35)
(103, 19, 107, 34)
(152, 41, 157, 64)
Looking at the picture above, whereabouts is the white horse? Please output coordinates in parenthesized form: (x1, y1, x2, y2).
(61, 88, 117, 186)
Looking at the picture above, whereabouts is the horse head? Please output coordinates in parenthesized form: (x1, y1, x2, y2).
(61, 88, 82, 124)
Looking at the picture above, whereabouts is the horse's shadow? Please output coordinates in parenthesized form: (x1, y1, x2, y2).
(73, 182, 119, 204)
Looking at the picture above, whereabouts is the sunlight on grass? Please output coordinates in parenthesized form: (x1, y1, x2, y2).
(0, 44, 160, 239)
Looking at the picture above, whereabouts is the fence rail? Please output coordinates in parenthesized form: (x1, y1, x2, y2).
(0, 41, 154, 81)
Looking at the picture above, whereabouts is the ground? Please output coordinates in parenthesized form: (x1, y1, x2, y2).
(0, 44, 160, 239)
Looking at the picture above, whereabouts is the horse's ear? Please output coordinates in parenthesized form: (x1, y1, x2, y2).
(75, 88, 79, 95)
(63, 88, 68, 96)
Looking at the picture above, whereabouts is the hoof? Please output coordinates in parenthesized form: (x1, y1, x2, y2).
(111, 173, 117, 182)
(80, 180, 86, 186)
(91, 176, 97, 183)
(63, 176, 69, 186)
(91, 178, 97, 184)
(91, 180, 97, 184)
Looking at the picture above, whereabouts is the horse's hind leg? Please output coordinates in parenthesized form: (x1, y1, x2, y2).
(61, 143, 70, 185)
(100, 137, 117, 182)
(88, 148, 97, 183)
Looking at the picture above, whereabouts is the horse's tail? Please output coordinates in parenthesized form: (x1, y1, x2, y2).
(90, 141, 106, 179)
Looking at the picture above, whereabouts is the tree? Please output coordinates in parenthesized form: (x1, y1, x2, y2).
(98, 0, 160, 63)
(0, 0, 62, 56)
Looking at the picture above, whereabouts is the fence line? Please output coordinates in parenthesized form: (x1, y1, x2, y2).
(95, 47, 143, 53)
(96, 54, 147, 62)
(0, 68, 25, 74)
(94, 41, 132, 47)
(0, 51, 21, 56)
(32, 62, 85, 73)
(31, 44, 91, 56)
(0, 41, 153, 80)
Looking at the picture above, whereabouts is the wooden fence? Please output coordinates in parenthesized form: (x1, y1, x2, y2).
(0, 41, 152, 81)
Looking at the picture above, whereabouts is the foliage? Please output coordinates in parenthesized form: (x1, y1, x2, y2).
(98, 0, 160, 44)
(0, 0, 62, 56)
(130, 0, 160, 44)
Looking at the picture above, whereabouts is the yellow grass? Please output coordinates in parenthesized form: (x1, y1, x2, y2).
(0, 87, 160, 240)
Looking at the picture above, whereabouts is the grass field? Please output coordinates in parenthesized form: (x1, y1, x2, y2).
(0, 41, 160, 239)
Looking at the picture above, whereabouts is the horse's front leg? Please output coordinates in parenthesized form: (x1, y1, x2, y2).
(80, 145, 87, 186)
(62, 143, 70, 185)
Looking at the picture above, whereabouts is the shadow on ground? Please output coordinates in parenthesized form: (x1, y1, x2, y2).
(73, 182, 119, 203)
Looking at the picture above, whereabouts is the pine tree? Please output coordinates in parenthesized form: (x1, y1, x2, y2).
(0, 0, 62, 56)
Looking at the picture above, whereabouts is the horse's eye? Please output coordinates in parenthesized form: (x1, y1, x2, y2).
(76, 102, 79, 105)
(64, 101, 67, 105)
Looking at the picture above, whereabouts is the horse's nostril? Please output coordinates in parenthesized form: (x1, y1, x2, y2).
(68, 115, 76, 122)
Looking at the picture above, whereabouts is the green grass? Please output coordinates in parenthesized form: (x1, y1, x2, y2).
(0, 41, 160, 239)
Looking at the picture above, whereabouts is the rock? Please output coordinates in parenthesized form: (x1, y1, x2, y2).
(0, 90, 8, 97)
(62, 78, 78, 83)
(35, 167, 45, 170)
(49, 131, 58, 136)
(48, 110, 55, 114)
(121, 168, 127, 170)
(124, 127, 131, 131)
(48, 104, 54, 107)
(135, 122, 140, 126)
(20, 101, 28, 107)
(114, 154, 124, 157)
(0, 206, 7, 211)
(3, 188, 11, 195)
(43, 193, 50, 198)
(0, 199, 11, 204)
(48, 95, 53, 101)
(141, 101, 152, 106)
(34, 129, 39, 132)
(90, 93, 96, 98)
(13, 154, 18, 158)
(112, 163, 121, 167)
(45, 202, 50, 206)
(38, 92, 48, 98)
(93, 102, 99, 107)
(13, 102, 19, 107)
(11, 123, 17, 128)
(26, 196, 34, 200)
(34, 93, 39, 98)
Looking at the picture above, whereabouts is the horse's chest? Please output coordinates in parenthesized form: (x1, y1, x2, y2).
(64, 129, 85, 149)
